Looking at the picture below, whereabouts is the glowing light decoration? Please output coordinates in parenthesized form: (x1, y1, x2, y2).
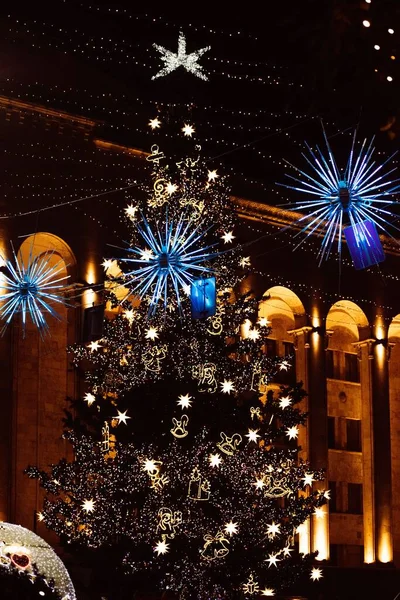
(344, 219, 385, 269)
(0, 523, 76, 599)
(279, 130, 400, 264)
(191, 276, 216, 319)
(120, 214, 218, 316)
(152, 31, 210, 81)
(0, 248, 69, 336)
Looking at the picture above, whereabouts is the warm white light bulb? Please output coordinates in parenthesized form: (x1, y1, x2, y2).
(374, 44, 380, 50)
(387, 76, 393, 82)
(363, 20, 371, 28)
(388, 28, 394, 34)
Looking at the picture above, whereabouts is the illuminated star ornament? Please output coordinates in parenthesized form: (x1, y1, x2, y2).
(279, 128, 400, 264)
(310, 567, 323, 581)
(0, 248, 69, 336)
(224, 521, 238, 536)
(120, 213, 218, 316)
(154, 540, 169, 555)
(149, 117, 161, 130)
(220, 380, 235, 394)
(286, 426, 299, 440)
(182, 124, 195, 137)
(152, 31, 211, 81)
(246, 429, 261, 444)
(209, 453, 222, 468)
(81, 499, 95, 513)
(114, 410, 131, 425)
(177, 394, 193, 409)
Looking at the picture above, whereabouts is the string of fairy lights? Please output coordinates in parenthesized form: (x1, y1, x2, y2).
(361, 0, 400, 83)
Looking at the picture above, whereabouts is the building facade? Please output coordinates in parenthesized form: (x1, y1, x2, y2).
(1, 95, 400, 598)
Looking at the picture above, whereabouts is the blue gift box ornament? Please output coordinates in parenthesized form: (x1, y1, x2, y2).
(343, 220, 385, 270)
(190, 276, 216, 319)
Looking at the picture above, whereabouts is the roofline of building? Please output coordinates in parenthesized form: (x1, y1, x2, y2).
(0, 95, 98, 128)
(1, 94, 399, 258)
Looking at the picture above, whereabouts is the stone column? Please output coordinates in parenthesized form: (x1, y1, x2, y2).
(371, 336, 393, 563)
(288, 326, 312, 555)
(309, 323, 329, 560)
(353, 339, 376, 564)
(0, 328, 12, 521)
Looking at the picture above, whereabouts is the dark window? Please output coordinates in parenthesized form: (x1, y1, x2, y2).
(348, 483, 363, 514)
(344, 353, 360, 383)
(346, 419, 362, 452)
(328, 481, 337, 512)
(329, 543, 338, 566)
(326, 349, 334, 378)
(328, 416, 336, 449)
(326, 349, 341, 379)
(283, 341, 295, 359)
(83, 304, 104, 342)
(264, 338, 277, 357)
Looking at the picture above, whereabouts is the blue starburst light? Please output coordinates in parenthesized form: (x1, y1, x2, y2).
(119, 214, 219, 316)
(278, 129, 400, 263)
(0, 248, 70, 336)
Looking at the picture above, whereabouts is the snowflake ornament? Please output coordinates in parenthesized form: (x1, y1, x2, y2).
(0, 247, 69, 336)
(119, 213, 218, 316)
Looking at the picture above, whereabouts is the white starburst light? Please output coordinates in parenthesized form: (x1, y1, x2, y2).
(143, 459, 158, 474)
(88, 340, 102, 352)
(224, 521, 238, 536)
(123, 309, 135, 324)
(266, 553, 280, 568)
(221, 231, 235, 244)
(254, 478, 265, 490)
(84, 393, 96, 407)
(207, 169, 218, 181)
(286, 426, 299, 440)
(247, 328, 260, 341)
(261, 589, 275, 597)
(101, 259, 113, 271)
(152, 31, 210, 81)
(166, 182, 178, 195)
(279, 359, 290, 371)
(282, 545, 293, 557)
(114, 410, 131, 426)
(220, 380, 235, 394)
(303, 473, 315, 487)
(246, 429, 261, 443)
(149, 117, 161, 130)
(182, 124, 195, 137)
(125, 204, 138, 220)
(258, 317, 270, 327)
(177, 394, 193, 409)
(314, 507, 326, 519)
(154, 540, 169, 555)
(310, 567, 323, 581)
(239, 256, 251, 268)
(209, 453, 222, 468)
(145, 327, 159, 341)
(266, 522, 280, 538)
(81, 499, 95, 513)
(279, 396, 291, 409)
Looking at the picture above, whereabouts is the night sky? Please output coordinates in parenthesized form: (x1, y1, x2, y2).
(1, 0, 400, 201)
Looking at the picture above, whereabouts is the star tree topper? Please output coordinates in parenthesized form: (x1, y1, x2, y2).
(152, 31, 211, 81)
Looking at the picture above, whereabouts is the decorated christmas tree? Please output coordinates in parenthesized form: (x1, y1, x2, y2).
(27, 143, 328, 599)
